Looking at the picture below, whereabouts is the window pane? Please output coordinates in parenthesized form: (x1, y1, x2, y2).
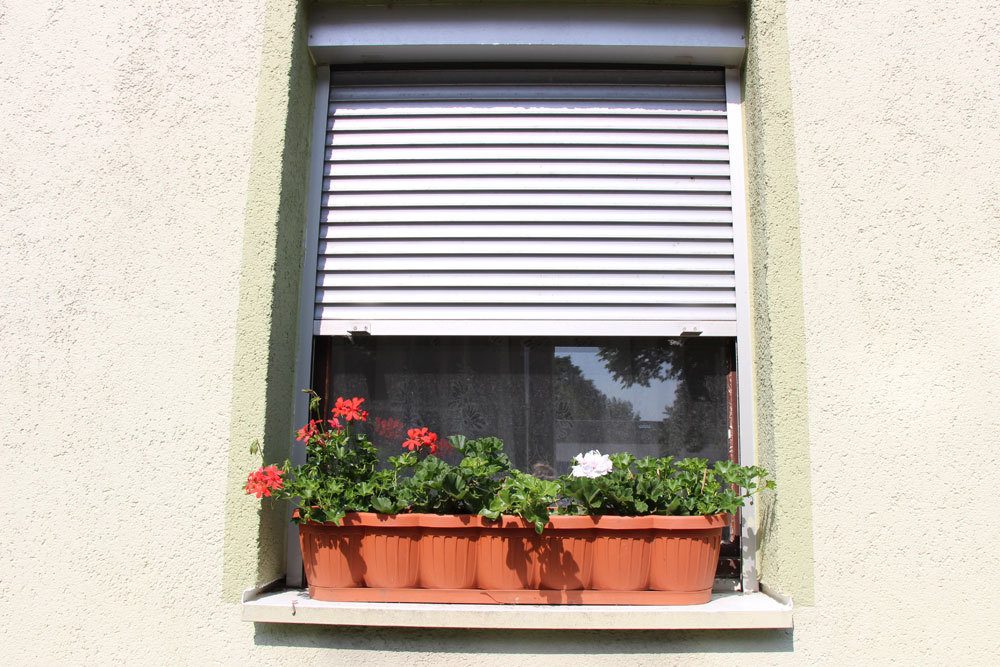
(313, 336, 733, 474)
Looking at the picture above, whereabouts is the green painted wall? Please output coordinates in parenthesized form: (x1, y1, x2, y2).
(743, 0, 815, 606)
(222, 0, 314, 600)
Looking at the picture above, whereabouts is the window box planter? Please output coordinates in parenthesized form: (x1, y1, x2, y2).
(247, 397, 773, 606)
(299, 512, 728, 605)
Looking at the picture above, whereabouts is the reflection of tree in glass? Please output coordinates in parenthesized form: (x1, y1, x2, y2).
(597, 339, 718, 394)
(553, 355, 639, 423)
(658, 374, 726, 455)
(597, 339, 727, 457)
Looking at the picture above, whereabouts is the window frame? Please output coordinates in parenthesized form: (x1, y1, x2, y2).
(285, 64, 757, 594)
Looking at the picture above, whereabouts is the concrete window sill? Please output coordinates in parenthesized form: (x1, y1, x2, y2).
(242, 588, 792, 630)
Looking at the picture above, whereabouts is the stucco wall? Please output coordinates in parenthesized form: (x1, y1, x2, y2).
(784, 0, 1000, 660)
(1, 0, 998, 664)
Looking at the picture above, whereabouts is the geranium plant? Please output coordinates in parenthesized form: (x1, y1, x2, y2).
(483, 469, 560, 533)
(377, 435, 514, 516)
(559, 450, 774, 517)
(244, 395, 523, 523)
(244, 392, 398, 524)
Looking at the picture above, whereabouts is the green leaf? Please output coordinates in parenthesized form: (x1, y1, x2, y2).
(371, 496, 395, 514)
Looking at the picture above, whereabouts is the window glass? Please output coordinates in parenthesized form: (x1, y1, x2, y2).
(313, 336, 733, 474)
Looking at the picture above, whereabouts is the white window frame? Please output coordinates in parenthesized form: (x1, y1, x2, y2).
(284, 5, 758, 595)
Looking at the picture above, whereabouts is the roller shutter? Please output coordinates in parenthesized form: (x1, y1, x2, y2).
(315, 67, 738, 336)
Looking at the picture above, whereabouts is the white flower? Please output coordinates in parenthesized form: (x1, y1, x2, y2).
(570, 450, 614, 478)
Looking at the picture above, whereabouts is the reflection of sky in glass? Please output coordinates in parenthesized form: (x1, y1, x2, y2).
(556, 347, 678, 421)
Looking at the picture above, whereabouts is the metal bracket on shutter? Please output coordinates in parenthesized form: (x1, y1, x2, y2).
(347, 322, 372, 340)
(680, 327, 703, 337)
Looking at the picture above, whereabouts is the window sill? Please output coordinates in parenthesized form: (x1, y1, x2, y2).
(242, 588, 792, 630)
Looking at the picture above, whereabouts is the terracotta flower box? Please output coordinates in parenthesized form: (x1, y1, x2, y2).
(299, 512, 728, 605)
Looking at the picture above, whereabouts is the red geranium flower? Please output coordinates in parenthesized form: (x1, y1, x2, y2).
(328, 417, 342, 430)
(244, 465, 284, 499)
(332, 396, 369, 422)
(402, 427, 439, 454)
(296, 419, 323, 443)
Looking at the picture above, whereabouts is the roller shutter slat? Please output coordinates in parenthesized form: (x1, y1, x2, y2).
(317, 288, 736, 305)
(329, 101, 728, 116)
(324, 176, 731, 193)
(321, 208, 733, 223)
(317, 255, 735, 272)
(328, 115, 729, 132)
(324, 161, 731, 177)
(323, 192, 731, 209)
(326, 130, 730, 147)
(315, 305, 737, 321)
(320, 222, 734, 240)
(318, 239, 733, 256)
(316, 272, 737, 289)
(325, 145, 729, 162)
(329, 85, 726, 102)
(329, 69, 725, 86)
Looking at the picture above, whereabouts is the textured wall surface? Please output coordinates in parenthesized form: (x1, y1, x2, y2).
(1, 0, 998, 664)
(0, 0, 268, 662)
(784, 0, 1000, 662)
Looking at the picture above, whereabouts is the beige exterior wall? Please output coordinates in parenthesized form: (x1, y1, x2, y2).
(1, 0, 998, 664)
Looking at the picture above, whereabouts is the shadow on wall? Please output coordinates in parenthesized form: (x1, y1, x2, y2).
(225, 0, 316, 594)
(252, 624, 793, 655)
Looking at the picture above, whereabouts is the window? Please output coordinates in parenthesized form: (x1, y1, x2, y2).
(287, 62, 754, 590)
(312, 336, 735, 472)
